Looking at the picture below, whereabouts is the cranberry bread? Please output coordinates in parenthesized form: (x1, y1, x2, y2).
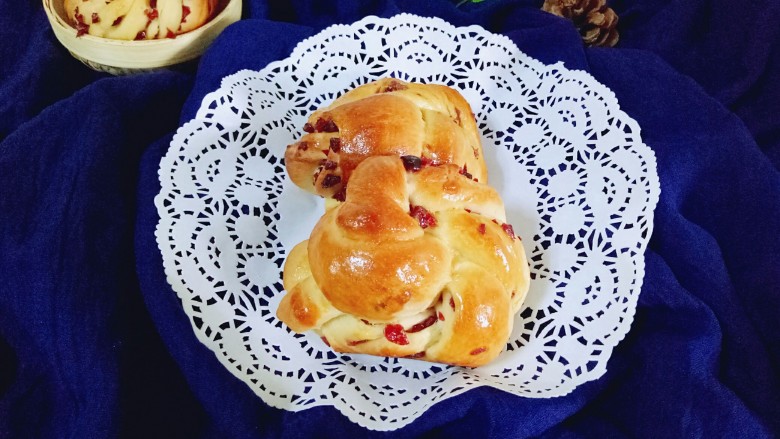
(277, 156, 529, 367)
(64, 0, 218, 40)
(284, 78, 487, 201)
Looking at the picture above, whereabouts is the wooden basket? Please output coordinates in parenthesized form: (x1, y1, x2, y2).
(42, 0, 241, 75)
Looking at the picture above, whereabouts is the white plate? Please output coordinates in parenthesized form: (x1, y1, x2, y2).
(155, 14, 660, 431)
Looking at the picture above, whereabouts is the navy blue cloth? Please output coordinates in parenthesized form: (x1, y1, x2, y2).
(2, 0, 779, 437)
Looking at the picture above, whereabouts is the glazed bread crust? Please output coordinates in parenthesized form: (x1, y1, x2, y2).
(284, 78, 487, 199)
(277, 156, 529, 367)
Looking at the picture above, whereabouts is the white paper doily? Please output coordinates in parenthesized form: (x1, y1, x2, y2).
(155, 14, 660, 431)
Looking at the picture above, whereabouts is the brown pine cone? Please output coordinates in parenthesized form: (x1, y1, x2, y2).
(542, 0, 620, 47)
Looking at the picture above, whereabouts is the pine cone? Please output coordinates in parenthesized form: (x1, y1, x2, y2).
(542, 0, 620, 47)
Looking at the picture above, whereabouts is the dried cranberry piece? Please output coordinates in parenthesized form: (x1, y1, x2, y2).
(420, 155, 437, 167)
(400, 155, 422, 172)
(73, 8, 89, 36)
(166, 29, 176, 38)
(323, 120, 339, 133)
(91, 12, 100, 23)
(410, 205, 436, 229)
(384, 324, 409, 345)
(75, 23, 89, 37)
(145, 8, 158, 20)
(313, 118, 327, 132)
(74, 19, 89, 36)
(323, 160, 337, 170)
(332, 186, 347, 202)
(321, 337, 330, 347)
(150, 0, 157, 8)
(459, 165, 472, 180)
(329, 137, 341, 153)
(321, 174, 341, 189)
(302, 122, 314, 133)
(134, 30, 146, 40)
(407, 315, 437, 333)
(314, 118, 338, 133)
(470, 347, 487, 355)
(181, 5, 191, 23)
(438, 311, 445, 321)
(477, 223, 486, 235)
(381, 79, 407, 92)
(501, 223, 516, 239)
(405, 351, 426, 359)
(449, 297, 455, 310)
(296, 141, 308, 151)
(112, 15, 124, 26)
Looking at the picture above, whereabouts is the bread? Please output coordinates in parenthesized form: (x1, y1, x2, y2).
(277, 156, 529, 367)
(64, 0, 218, 40)
(284, 78, 487, 200)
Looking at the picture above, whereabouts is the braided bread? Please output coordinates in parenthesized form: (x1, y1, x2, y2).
(64, 0, 217, 39)
(277, 156, 529, 367)
(284, 78, 487, 200)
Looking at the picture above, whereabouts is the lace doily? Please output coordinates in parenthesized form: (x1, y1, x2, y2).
(155, 14, 660, 431)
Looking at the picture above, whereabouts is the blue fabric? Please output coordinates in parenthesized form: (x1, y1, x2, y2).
(2, 0, 779, 437)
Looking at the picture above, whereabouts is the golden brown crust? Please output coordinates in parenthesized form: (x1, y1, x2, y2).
(333, 155, 419, 239)
(425, 263, 511, 367)
(279, 242, 340, 333)
(309, 221, 452, 321)
(277, 156, 530, 367)
(409, 165, 506, 221)
(284, 78, 486, 199)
